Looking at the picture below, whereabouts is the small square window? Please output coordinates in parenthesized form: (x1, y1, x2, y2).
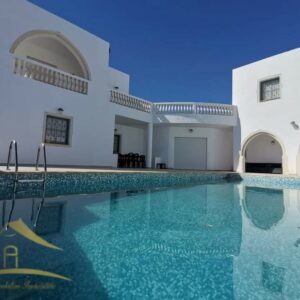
(44, 115, 70, 145)
(260, 77, 280, 102)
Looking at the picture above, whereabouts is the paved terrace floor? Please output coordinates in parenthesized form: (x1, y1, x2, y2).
(1, 166, 299, 178)
(0, 166, 236, 174)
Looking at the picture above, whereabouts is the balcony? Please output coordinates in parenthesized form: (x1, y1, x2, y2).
(110, 90, 152, 113)
(13, 56, 88, 94)
(153, 102, 237, 126)
(109, 91, 236, 126)
(154, 102, 234, 116)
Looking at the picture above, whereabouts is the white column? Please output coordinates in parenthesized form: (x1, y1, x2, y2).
(147, 122, 153, 168)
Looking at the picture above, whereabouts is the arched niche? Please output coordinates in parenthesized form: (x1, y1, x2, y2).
(10, 30, 90, 80)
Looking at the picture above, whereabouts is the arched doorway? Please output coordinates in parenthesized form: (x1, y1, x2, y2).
(241, 131, 286, 174)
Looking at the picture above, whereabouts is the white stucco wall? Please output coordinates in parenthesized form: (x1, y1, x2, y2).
(0, 0, 131, 167)
(152, 126, 170, 166)
(115, 124, 147, 155)
(233, 48, 300, 174)
(109, 68, 130, 94)
(14, 36, 86, 78)
(153, 125, 233, 170)
(0, 1, 237, 169)
(246, 135, 282, 163)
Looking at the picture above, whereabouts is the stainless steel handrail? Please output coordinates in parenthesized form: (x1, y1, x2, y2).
(2, 141, 48, 230)
(6, 140, 18, 172)
(4, 140, 18, 229)
(31, 197, 45, 228)
(35, 143, 47, 173)
(34, 143, 47, 227)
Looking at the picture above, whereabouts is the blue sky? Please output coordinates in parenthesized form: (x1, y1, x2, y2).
(29, 0, 300, 104)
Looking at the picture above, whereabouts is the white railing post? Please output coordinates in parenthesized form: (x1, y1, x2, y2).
(12, 56, 88, 95)
(153, 102, 234, 117)
(110, 90, 152, 113)
(193, 104, 196, 114)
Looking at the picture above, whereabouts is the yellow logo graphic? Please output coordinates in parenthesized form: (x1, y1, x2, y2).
(0, 218, 71, 282)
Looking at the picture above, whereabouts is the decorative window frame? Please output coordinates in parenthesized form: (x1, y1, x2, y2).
(257, 75, 282, 103)
(42, 112, 73, 147)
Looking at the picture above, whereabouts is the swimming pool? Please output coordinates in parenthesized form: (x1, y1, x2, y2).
(0, 179, 300, 299)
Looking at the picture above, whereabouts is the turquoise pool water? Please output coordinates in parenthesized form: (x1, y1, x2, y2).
(0, 182, 300, 299)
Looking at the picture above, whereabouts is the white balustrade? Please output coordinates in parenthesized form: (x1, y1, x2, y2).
(12, 56, 234, 115)
(13, 57, 88, 94)
(154, 102, 234, 116)
(110, 90, 152, 113)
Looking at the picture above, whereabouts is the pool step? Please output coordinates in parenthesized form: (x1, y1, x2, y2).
(17, 179, 44, 183)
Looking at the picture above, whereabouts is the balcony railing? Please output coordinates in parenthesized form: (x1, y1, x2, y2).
(110, 90, 152, 113)
(154, 102, 235, 116)
(13, 56, 88, 94)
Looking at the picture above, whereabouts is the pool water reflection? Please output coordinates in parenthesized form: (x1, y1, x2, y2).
(0, 182, 299, 299)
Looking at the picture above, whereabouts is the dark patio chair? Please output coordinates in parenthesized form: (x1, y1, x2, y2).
(128, 152, 134, 168)
(140, 155, 146, 168)
(133, 153, 139, 168)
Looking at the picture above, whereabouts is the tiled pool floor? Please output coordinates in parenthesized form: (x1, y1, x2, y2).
(1, 182, 300, 299)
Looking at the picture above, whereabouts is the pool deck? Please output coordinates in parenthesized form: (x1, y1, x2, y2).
(1, 165, 300, 178)
(0, 165, 236, 174)
(1, 166, 300, 192)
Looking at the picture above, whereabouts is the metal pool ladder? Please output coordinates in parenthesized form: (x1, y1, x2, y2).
(3, 140, 47, 228)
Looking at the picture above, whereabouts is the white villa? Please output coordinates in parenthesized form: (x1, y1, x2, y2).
(0, 0, 299, 175)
